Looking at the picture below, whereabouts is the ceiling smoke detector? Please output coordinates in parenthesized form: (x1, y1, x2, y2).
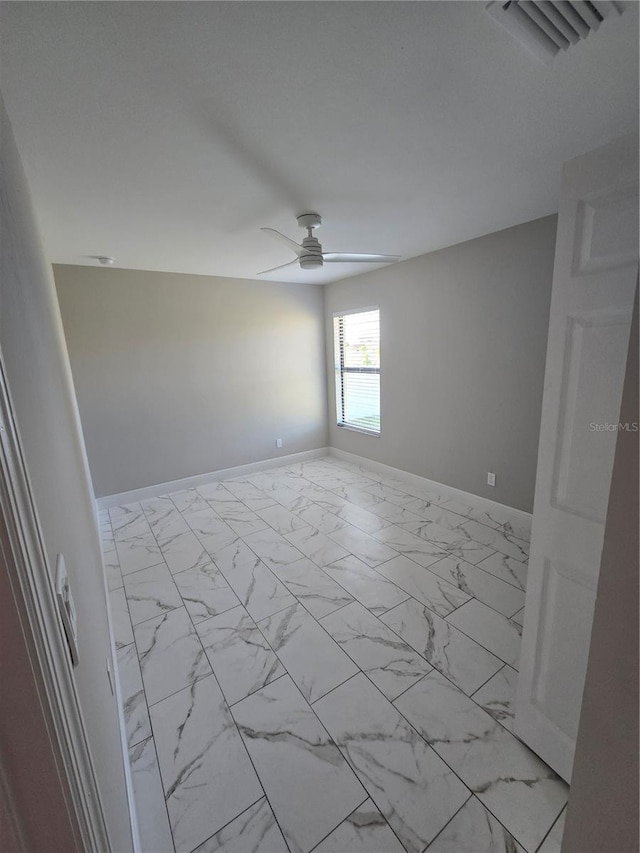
(97, 256, 115, 266)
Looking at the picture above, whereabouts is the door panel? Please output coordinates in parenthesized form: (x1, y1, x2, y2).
(515, 134, 639, 782)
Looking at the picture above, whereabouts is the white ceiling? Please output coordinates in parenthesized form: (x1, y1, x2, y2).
(1, 1, 637, 284)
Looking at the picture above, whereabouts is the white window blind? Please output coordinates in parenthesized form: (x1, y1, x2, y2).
(333, 308, 380, 434)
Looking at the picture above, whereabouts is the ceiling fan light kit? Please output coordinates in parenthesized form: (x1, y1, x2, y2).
(258, 212, 400, 276)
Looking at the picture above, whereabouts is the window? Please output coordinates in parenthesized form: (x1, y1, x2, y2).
(333, 308, 380, 435)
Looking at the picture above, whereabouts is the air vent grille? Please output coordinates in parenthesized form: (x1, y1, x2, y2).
(486, 1, 624, 64)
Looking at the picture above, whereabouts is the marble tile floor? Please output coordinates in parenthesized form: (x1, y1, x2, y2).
(102, 456, 567, 853)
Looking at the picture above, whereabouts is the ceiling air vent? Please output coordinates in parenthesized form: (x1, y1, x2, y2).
(486, 1, 625, 64)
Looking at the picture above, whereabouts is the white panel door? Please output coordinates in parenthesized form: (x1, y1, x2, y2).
(515, 134, 639, 783)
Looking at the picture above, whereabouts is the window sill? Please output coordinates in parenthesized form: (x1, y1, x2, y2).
(337, 423, 381, 438)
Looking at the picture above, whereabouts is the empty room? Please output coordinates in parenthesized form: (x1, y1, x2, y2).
(0, 3, 637, 853)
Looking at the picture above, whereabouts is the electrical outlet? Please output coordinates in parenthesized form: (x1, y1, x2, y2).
(487, 472, 496, 487)
(276, 438, 283, 448)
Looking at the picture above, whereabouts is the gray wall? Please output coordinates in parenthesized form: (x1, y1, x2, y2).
(55, 265, 328, 498)
(562, 286, 638, 853)
(0, 97, 132, 848)
(324, 215, 556, 513)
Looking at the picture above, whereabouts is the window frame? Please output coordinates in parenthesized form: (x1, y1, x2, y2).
(333, 306, 381, 437)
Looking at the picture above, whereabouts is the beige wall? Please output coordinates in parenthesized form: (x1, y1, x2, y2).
(55, 266, 328, 498)
(0, 97, 132, 848)
(324, 216, 556, 513)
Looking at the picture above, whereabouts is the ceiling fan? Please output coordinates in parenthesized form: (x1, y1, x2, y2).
(258, 213, 400, 275)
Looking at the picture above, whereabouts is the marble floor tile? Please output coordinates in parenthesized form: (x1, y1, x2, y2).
(428, 556, 525, 618)
(101, 527, 116, 550)
(320, 601, 431, 701)
(314, 673, 469, 853)
(156, 530, 211, 576)
(128, 737, 175, 853)
(267, 557, 354, 619)
(169, 488, 210, 515)
(109, 586, 134, 649)
(102, 529, 116, 551)
(327, 524, 397, 567)
(284, 526, 350, 568)
(427, 795, 524, 853)
(107, 461, 560, 853)
(328, 484, 381, 509)
(279, 472, 320, 492)
(373, 555, 471, 617)
(117, 643, 152, 748)
(218, 556, 296, 622)
(258, 602, 359, 703)
(329, 501, 393, 535)
(255, 503, 310, 536)
(211, 537, 261, 575)
(368, 500, 423, 524)
(134, 606, 211, 706)
(151, 675, 263, 853)
(472, 665, 519, 735)
(307, 489, 352, 514)
(380, 598, 503, 695)
(398, 520, 497, 566)
(268, 485, 315, 512)
(378, 476, 426, 496)
(123, 562, 183, 626)
(394, 670, 568, 853)
(476, 552, 528, 592)
(173, 563, 240, 623)
(196, 481, 238, 503)
(141, 496, 190, 539)
(223, 479, 278, 510)
(105, 560, 124, 592)
(184, 507, 228, 537)
(116, 534, 164, 576)
(511, 607, 525, 627)
(401, 501, 468, 531)
(304, 474, 358, 491)
(294, 503, 350, 536)
(537, 809, 566, 853)
(363, 482, 417, 506)
(372, 525, 448, 568)
(192, 797, 286, 853)
(322, 555, 410, 616)
(232, 675, 366, 853)
(438, 499, 532, 542)
(243, 528, 304, 570)
(446, 599, 522, 668)
(197, 605, 284, 705)
(455, 518, 530, 563)
(400, 496, 437, 518)
(313, 798, 404, 853)
(209, 500, 271, 537)
(298, 483, 337, 503)
(246, 471, 285, 493)
(110, 502, 152, 541)
(198, 528, 245, 566)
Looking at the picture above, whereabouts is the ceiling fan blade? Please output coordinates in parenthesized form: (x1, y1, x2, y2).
(260, 227, 305, 257)
(257, 259, 300, 276)
(323, 253, 400, 264)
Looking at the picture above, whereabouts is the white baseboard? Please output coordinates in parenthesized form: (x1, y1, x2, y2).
(95, 447, 330, 510)
(96, 444, 532, 540)
(328, 447, 532, 538)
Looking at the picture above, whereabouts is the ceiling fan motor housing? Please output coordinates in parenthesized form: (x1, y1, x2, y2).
(300, 235, 324, 268)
